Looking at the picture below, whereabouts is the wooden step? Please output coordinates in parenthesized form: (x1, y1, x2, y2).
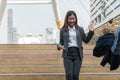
(0, 44, 119, 80)
(0, 59, 102, 66)
(0, 44, 95, 49)
(0, 73, 120, 80)
(0, 65, 119, 73)
(0, 59, 63, 66)
(0, 49, 61, 54)
(0, 48, 93, 54)
(0, 49, 92, 54)
(0, 53, 98, 59)
(0, 44, 57, 49)
(0, 54, 60, 59)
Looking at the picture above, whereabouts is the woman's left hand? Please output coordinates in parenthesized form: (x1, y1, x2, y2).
(88, 22, 94, 31)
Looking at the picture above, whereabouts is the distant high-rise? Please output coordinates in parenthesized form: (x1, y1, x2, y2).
(7, 9, 17, 44)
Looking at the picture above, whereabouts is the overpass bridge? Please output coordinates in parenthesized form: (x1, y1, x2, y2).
(0, 1, 120, 80)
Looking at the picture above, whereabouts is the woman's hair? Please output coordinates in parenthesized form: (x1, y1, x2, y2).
(63, 10, 79, 29)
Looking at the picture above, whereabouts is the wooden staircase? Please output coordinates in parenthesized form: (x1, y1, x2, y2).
(0, 44, 120, 80)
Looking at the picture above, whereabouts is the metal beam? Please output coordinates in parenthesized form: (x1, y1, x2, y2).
(51, 0, 62, 29)
(0, 0, 7, 26)
(6, 0, 62, 29)
(7, 1, 51, 5)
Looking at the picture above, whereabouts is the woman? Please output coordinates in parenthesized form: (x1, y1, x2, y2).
(57, 10, 94, 80)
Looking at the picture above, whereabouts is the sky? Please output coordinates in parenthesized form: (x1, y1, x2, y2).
(0, 0, 90, 44)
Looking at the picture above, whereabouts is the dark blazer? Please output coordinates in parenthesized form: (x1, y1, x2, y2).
(59, 26, 94, 59)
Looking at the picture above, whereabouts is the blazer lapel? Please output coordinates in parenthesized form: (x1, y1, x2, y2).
(76, 28, 80, 40)
(66, 30, 69, 41)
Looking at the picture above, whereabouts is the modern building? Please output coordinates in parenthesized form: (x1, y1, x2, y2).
(90, 0, 120, 44)
(90, 0, 120, 28)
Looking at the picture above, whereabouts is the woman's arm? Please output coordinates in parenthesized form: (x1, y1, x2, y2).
(57, 29, 64, 50)
(82, 28, 94, 43)
(82, 23, 94, 43)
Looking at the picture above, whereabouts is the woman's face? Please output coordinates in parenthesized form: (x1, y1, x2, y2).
(68, 14, 76, 27)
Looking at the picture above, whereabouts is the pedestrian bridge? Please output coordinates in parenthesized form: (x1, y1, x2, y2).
(0, 1, 120, 79)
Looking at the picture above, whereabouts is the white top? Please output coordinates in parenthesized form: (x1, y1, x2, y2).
(68, 26, 78, 47)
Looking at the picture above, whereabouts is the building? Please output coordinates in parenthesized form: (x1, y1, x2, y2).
(89, 0, 120, 44)
(7, 9, 17, 44)
(90, 0, 120, 28)
(17, 33, 43, 44)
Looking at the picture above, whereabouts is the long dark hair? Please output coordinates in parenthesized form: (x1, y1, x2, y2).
(62, 10, 79, 29)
